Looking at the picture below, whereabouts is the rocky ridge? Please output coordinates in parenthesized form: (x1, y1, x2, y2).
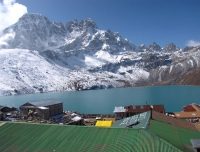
(0, 13, 199, 95)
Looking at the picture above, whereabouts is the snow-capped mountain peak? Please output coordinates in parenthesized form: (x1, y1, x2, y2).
(149, 42, 161, 51)
(163, 42, 180, 52)
(0, 13, 200, 96)
(2, 14, 136, 53)
(138, 44, 149, 52)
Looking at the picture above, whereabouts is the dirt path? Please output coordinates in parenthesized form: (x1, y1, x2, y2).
(0, 122, 6, 127)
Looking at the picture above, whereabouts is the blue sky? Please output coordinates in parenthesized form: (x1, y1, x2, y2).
(1, 0, 200, 48)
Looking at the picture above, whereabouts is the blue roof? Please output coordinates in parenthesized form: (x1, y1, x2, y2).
(28, 98, 62, 107)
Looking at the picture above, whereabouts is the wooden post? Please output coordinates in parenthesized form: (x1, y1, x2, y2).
(150, 105, 153, 120)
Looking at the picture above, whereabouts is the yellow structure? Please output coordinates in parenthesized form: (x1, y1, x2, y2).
(95, 120, 113, 127)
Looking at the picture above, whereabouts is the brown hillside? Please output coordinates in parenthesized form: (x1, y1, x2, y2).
(178, 67, 200, 85)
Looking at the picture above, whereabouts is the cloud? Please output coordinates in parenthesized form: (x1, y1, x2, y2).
(0, 0, 27, 34)
(0, 29, 15, 48)
(186, 39, 200, 47)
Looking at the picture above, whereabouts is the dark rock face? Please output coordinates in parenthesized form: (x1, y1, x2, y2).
(142, 53, 172, 70)
(65, 18, 98, 33)
(138, 44, 149, 52)
(163, 43, 180, 52)
(149, 42, 161, 52)
(40, 50, 59, 60)
(2, 14, 137, 53)
(182, 46, 194, 52)
(177, 66, 200, 85)
(3, 14, 67, 50)
(148, 53, 199, 85)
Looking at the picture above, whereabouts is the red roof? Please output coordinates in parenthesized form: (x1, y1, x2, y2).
(183, 104, 200, 112)
(152, 111, 197, 131)
(124, 104, 165, 113)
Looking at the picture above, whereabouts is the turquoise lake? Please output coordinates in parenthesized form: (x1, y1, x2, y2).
(0, 86, 200, 114)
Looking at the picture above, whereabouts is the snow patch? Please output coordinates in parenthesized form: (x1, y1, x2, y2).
(169, 65, 173, 73)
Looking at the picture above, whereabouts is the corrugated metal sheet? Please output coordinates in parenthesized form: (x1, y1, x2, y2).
(124, 104, 165, 113)
(0, 106, 17, 112)
(71, 116, 82, 121)
(191, 104, 200, 111)
(174, 111, 200, 118)
(152, 111, 197, 130)
(0, 122, 181, 152)
(95, 120, 113, 127)
(183, 104, 200, 112)
(148, 111, 200, 152)
(112, 111, 150, 129)
(113, 106, 126, 112)
(28, 98, 62, 107)
(190, 139, 200, 148)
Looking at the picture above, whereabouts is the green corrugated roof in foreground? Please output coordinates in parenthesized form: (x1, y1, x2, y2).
(0, 122, 181, 152)
(149, 120, 200, 152)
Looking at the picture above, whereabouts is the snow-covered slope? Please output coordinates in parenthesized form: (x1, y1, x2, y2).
(0, 13, 200, 96)
(0, 49, 149, 95)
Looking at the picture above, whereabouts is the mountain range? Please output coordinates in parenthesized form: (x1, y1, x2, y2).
(0, 13, 199, 96)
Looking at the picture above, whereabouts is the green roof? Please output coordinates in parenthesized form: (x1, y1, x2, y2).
(148, 111, 200, 152)
(112, 111, 150, 128)
(0, 122, 181, 152)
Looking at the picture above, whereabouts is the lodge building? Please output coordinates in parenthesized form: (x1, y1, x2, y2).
(19, 99, 63, 120)
(174, 103, 200, 119)
(113, 104, 165, 119)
